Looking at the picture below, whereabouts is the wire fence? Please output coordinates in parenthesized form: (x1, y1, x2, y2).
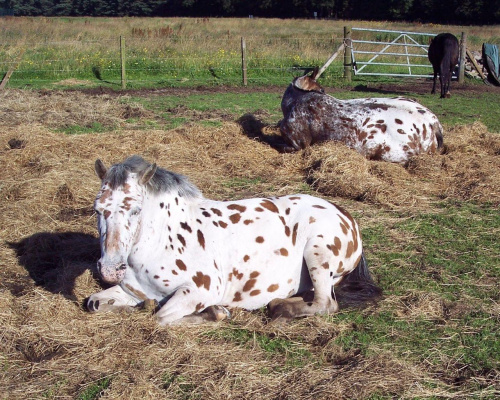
(0, 35, 347, 89)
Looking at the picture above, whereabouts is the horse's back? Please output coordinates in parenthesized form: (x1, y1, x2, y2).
(429, 33, 459, 66)
(338, 96, 442, 160)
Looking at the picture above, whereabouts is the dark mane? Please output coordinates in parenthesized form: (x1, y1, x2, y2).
(104, 155, 202, 199)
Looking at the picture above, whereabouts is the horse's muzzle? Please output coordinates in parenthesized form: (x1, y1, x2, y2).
(97, 260, 127, 284)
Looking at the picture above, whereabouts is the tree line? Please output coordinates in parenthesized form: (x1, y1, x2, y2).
(1, 0, 499, 24)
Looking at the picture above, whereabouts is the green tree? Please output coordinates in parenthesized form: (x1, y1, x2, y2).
(51, 0, 73, 15)
(388, 0, 413, 20)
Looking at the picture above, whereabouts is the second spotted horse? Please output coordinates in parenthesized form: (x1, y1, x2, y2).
(87, 156, 381, 325)
(279, 67, 443, 163)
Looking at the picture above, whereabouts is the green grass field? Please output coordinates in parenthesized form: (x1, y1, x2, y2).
(1, 17, 500, 89)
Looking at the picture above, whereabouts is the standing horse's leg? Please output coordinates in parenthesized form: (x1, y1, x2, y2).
(431, 69, 438, 94)
(439, 66, 446, 98)
(444, 71, 452, 98)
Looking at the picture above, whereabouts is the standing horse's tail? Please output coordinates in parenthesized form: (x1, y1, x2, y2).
(334, 252, 382, 307)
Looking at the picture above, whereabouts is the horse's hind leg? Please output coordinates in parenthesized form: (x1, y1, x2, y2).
(268, 279, 340, 322)
(444, 73, 452, 98)
(269, 240, 357, 321)
(431, 70, 438, 94)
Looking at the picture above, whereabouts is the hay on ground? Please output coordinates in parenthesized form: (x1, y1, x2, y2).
(0, 89, 498, 399)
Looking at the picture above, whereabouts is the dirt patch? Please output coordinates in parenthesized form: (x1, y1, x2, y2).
(70, 79, 499, 98)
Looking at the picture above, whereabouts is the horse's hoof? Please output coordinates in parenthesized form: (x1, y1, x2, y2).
(142, 298, 158, 312)
(214, 305, 232, 321)
(202, 305, 232, 322)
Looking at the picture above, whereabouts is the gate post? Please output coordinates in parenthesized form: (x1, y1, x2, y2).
(343, 26, 352, 82)
(458, 32, 466, 84)
(241, 37, 247, 86)
(120, 36, 127, 89)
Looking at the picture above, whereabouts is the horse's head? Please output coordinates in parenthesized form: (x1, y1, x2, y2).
(93, 157, 157, 285)
(292, 67, 324, 94)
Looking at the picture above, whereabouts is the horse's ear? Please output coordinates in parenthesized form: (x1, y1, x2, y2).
(141, 163, 157, 185)
(310, 66, 319, 80)
(95, 159, 107, 180)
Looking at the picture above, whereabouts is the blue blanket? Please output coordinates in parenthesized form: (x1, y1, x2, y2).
(483, 43, 500, 85)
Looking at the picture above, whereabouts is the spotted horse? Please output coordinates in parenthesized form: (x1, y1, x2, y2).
(279, 67, 444, 163)
(87, 155, 381, 325)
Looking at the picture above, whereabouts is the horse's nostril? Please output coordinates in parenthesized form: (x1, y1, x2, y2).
(117, 263, 127, 271)
(97, 261, 102, 270)
(87, 299, 99, 311)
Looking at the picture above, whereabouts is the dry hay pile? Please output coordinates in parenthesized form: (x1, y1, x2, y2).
(0, 89, 155, 129)
(304, 121, 500, 208)
(1, 90, 499, 399)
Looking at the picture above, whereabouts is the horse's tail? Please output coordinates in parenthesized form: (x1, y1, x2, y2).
(440, 49, 452, 82)
(334, 251, 382, 307)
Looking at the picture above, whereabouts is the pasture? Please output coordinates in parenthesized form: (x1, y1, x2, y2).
(1, 78, 499, 399)
(1, 17, 500, 88)
(1, 15, 499, 400)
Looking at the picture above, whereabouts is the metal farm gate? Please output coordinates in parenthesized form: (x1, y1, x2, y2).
(350, 28, 439, 78)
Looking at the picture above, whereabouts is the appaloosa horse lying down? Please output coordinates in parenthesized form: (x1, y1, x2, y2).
(87, 156, 381, 325)
(279, 68, 443, 163)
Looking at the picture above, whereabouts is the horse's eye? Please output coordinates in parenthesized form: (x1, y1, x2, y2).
(131, 208, 142, 216)
(94, 208, 102, 216)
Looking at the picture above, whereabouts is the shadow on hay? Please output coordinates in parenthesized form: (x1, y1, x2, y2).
(237, 113, 287, 150)
(7, 232, 101, 301)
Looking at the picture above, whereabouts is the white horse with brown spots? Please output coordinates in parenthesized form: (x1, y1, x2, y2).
(279, 67, 443, 163)
(87, 156, 381, 325)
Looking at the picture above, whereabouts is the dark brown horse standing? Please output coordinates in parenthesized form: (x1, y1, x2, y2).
(428, 33, 459, 98)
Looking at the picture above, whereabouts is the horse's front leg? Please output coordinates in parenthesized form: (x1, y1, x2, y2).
(87, 285, 141, 313)
(173, 305, 232, 325)
(155, 287, 220, 325)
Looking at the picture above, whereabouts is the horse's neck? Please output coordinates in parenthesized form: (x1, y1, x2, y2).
(282, 85, 337, 115)
(141, 193, 198, 242)
(281, 84, 301, 114)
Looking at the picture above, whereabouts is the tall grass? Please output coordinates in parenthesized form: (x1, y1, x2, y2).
(1, 17, 499, 88)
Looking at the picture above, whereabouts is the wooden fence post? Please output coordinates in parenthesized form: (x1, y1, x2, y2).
(0, 49, 25, 90)
(458, 32, 466, 84)
(343, 26, 352, 82)
(120, 36, 126, 89)
(317, 42, 345, 79)
(241, 37, 247, 86)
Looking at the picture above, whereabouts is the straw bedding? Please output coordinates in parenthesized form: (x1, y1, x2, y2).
(0, 89, 498, 398)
